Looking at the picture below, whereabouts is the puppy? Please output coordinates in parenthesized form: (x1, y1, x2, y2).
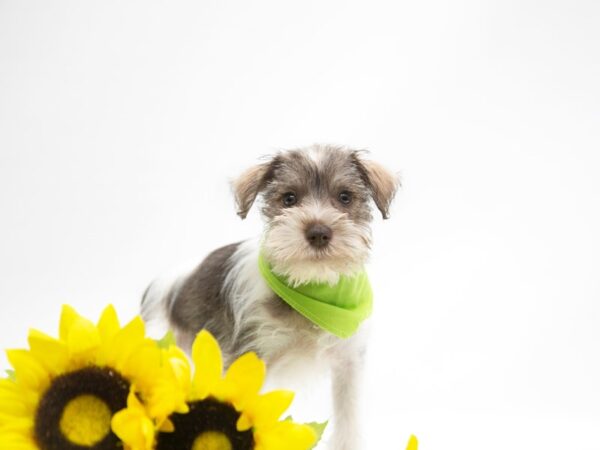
(141, 144, 399, 450)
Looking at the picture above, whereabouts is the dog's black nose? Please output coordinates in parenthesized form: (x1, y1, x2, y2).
(305, 223, 332, 248)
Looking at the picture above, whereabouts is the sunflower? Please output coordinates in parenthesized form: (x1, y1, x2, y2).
(0, 305, 189, 450)
(151, 330, 317, 450)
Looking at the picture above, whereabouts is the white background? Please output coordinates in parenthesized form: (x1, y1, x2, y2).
(1, 1, 599, 449)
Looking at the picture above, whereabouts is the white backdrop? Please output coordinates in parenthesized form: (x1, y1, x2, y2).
(1, 1, 599, 449)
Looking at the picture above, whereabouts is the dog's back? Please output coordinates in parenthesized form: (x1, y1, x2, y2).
(141, 242, 241, 354)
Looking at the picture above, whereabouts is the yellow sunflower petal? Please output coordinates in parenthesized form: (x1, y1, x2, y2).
(27, 329, 69, 375)
(0, 430, 37, 450)
(0, 416, 33, 434)
(190, 330, 223, 401)
(0, 380, 37, 420)
(111, 390, 155, 450)
(254, 421, 316, 450)
(59, 304, 80, 341)
(406, 434, 419, 450)
(104, 316, 146, 371)
(147, 377, 190, 420)
(166, 346, 191, 393)
(158, 418, 175, 433)
(220, 352, 265, 409)
(112, 409, 155, 450)
(165, 346, 192, 413)
(237, 390, 294, 431)
(236, 414, 253, 432)
(97, 305, 121, 342)
(130, 387, 146, 411)
(120, 341, 162, 392)
(119, 340, 188, 421)
(66, 315, 101, 359)
(0, 380, 34, 420)
(5, 349, 50, 392)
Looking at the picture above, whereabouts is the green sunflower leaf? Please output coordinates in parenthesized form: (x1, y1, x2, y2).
(5, 369, 15, 381)
(306, 420, 328, 449)
(156, 330, 177, 349)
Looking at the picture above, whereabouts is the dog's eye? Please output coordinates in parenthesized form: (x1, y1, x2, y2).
(282, 192, 297, 207)
(338, 191, 353, 205)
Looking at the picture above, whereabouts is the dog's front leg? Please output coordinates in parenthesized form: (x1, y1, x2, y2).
(330, 348, 365, 450)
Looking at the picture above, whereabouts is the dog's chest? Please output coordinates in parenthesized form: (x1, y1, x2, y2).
(248, 294, 339, 366)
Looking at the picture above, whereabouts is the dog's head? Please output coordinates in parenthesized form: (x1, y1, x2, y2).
(232, 144, 399, 286)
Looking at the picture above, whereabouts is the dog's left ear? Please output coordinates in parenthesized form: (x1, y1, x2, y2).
(231, 157, 278, 219)
(352, 152, 400, 219)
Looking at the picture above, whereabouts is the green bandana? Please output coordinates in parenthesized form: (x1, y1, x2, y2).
(258, 253, 373, 338)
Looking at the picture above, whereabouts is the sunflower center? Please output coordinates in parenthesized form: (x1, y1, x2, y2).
(192, 431, 233, 450)
(35, 366, 130, 450)
(156, 398, 254, 450)
(59, 394, 112, 446)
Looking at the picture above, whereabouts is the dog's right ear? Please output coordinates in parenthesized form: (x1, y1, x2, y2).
(231, 157, 277, 219)
(351, 151, 400, 220)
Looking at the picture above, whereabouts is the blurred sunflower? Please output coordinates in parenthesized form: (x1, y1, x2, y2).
(152, 330, 317, 450)
(0, 305, 188, 450)
(406, 435, 418, 450)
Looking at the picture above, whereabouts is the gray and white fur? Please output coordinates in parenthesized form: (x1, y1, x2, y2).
(141, 144, 399, 450)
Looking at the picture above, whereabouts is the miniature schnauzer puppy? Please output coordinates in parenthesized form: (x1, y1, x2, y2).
(141, 144, 399, 450)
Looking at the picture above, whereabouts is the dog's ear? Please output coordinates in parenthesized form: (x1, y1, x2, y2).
(231, 157, 278, 219)
(352, 151, 400, 219)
